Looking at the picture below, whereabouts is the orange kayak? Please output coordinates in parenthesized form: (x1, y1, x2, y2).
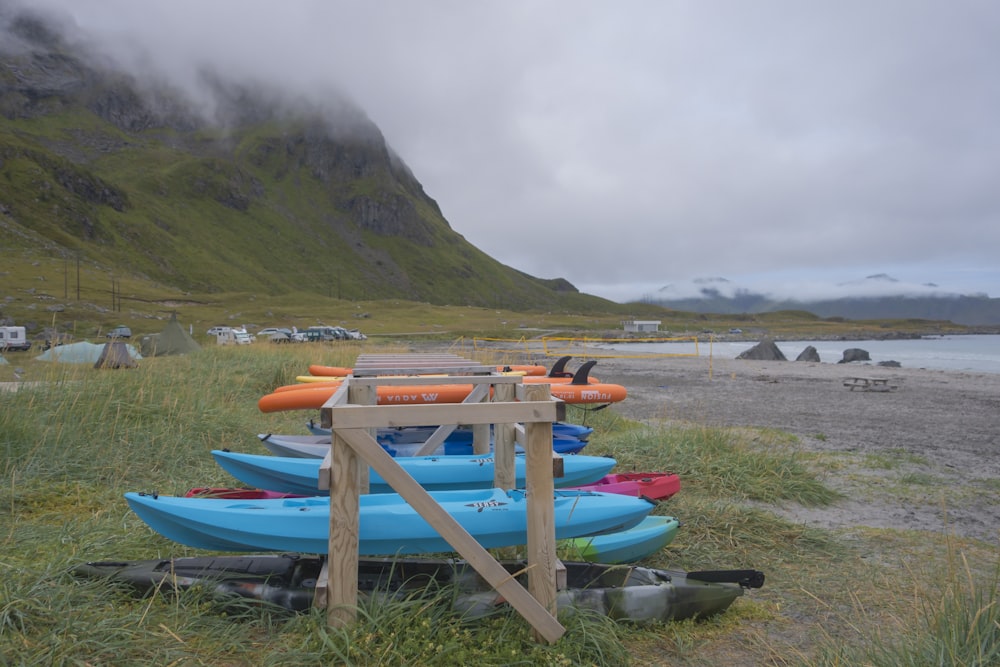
(258, 380, 627, 412)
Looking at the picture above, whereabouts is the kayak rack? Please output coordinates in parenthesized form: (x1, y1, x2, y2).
(315, 354, 568, 644)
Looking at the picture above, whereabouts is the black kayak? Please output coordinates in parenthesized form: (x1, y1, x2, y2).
(73, 553, 763, 623)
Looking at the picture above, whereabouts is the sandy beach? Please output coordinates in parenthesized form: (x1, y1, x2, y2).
(589, 353, 1000, 544)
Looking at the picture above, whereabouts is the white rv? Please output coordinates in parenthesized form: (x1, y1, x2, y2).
(0, 326, 31, 352)
(216, 327, 253, 345)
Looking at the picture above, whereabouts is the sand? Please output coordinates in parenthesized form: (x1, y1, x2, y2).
(590, 354, 1000, 544)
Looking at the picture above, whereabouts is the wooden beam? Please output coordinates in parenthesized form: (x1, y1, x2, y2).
(319, 382, 351, 429)
(347, 380, 375, 494)
(493, 382, 517, 489)
(337, 428, 565, 643)
(523, 383, 558, 641)
(348, 375, 521, 386)
(321, 401, 557, 430)
(323, 429, 362, 628)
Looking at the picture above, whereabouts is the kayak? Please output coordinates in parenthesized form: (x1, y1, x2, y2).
(562, 515, 680, 563)
(124, 488, 655, 555)
(210, 449, 617, 496)
(257, 379, 626, 412)
(308, 363, 550, 377)
(73, 553, 763, 622)
(303, 421, 594, 443)
(181, 485, 678, 564)
(570, 472, 681, 502)
(258, 432, 589, 459)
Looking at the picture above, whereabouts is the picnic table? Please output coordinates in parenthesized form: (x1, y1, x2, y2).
(844, 377, 898, 392)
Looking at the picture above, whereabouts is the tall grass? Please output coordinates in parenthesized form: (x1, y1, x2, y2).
(2, 344, 999, 665)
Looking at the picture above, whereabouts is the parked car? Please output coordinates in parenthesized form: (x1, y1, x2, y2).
(345, 328, 367, 340)
(207, 326, 231, 336)
(304, 326, 347, 342)
(259, 328, 293, 343)
(257, 327, 291, 339)
(107, 325, 132, 339)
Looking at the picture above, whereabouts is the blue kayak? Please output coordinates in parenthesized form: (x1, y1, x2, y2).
(306, 421, 594, 443)
(260, 433, 588, 458)
(124, 488, 656, 555)
(562, 515, 681, 564)
(212, 449, 617, 496)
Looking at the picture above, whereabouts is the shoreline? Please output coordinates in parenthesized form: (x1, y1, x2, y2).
(588, 354, 1000, 544)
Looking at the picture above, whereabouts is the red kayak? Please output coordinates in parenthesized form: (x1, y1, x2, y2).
(568, 472, 680, 501)
(184, 487, 303, 500)
(185, 472, 680, 503)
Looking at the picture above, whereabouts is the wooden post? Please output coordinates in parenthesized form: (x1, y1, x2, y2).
(493, 382, 517, 489)
(523, 383, 558, 635)
(471, 378, 491, 454)
(347, 381, 375, 494)
(325, 428, 362, 628)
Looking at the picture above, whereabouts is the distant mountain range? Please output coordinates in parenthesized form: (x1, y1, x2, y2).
(644, 275, 1000, 326)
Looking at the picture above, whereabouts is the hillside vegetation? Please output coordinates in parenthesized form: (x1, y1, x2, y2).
(0, 9, 608, 316)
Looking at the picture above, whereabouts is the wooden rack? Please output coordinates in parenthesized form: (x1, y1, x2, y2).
(313, 354, 567, 644)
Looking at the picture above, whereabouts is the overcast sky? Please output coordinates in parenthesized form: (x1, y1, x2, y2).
(15, 0, 1000, 302)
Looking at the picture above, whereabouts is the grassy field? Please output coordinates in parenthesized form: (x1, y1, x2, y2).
(0, 248, 973, 351)
(2, 342, 998, 665)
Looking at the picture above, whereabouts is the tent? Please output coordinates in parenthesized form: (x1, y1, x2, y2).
(139, 314, 201, 357)
(36, 341, 142, 364)
(95, 341, 139, 369)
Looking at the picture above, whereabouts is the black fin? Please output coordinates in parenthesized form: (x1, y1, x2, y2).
(570, 360, 598, 385)
(548, 355, 573, 377)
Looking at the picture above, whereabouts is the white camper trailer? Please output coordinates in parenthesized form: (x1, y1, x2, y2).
(0, 326, 31, 352)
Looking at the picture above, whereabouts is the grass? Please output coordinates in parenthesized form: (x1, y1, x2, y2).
(2, 342, 999, 665)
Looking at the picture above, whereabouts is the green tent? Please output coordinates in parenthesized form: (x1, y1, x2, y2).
(139, 314, 201, 357)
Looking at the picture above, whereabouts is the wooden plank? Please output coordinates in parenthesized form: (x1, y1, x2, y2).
(324, 429, 362, 628)
(523, 383, 558, 640)
(321, 401, 558, 430)
(493, 382, 517, 489)
(352, 365, 497, 376)
(337, 428, 565, 643)
(349, 375, 521, 387)
(319, 382, 351, 429)
(347, 380, 375, 494)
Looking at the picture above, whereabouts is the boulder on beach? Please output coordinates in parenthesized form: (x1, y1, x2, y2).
(796, 345, 821, 362)
(838, 348, 871, 364)
(737, 339, 787, 361)
(878, 360, 902, 367)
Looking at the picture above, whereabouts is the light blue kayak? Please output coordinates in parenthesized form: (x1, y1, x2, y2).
(213, 450, 617, 496)
(124, 488, 656, 555)
(561, 515, 680, 564)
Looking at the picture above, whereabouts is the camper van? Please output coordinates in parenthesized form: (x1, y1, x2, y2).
(216, 327, 253, 345)
(0, 326, 31, 352)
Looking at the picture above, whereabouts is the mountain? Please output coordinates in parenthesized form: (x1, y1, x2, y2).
(646, 275, 1000, 326)
(0, 7, 610, 312)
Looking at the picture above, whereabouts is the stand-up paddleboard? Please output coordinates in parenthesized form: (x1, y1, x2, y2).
(307, 363, 549, 378)
(258, 381, 626, 411)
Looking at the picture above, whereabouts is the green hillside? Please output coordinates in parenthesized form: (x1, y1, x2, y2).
(0, 9, 615, 326)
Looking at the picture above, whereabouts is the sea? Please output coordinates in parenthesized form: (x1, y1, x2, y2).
(599, 334, 1000, 375)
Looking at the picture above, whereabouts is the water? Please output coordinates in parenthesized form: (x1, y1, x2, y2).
(599, 334, 1000, 375)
